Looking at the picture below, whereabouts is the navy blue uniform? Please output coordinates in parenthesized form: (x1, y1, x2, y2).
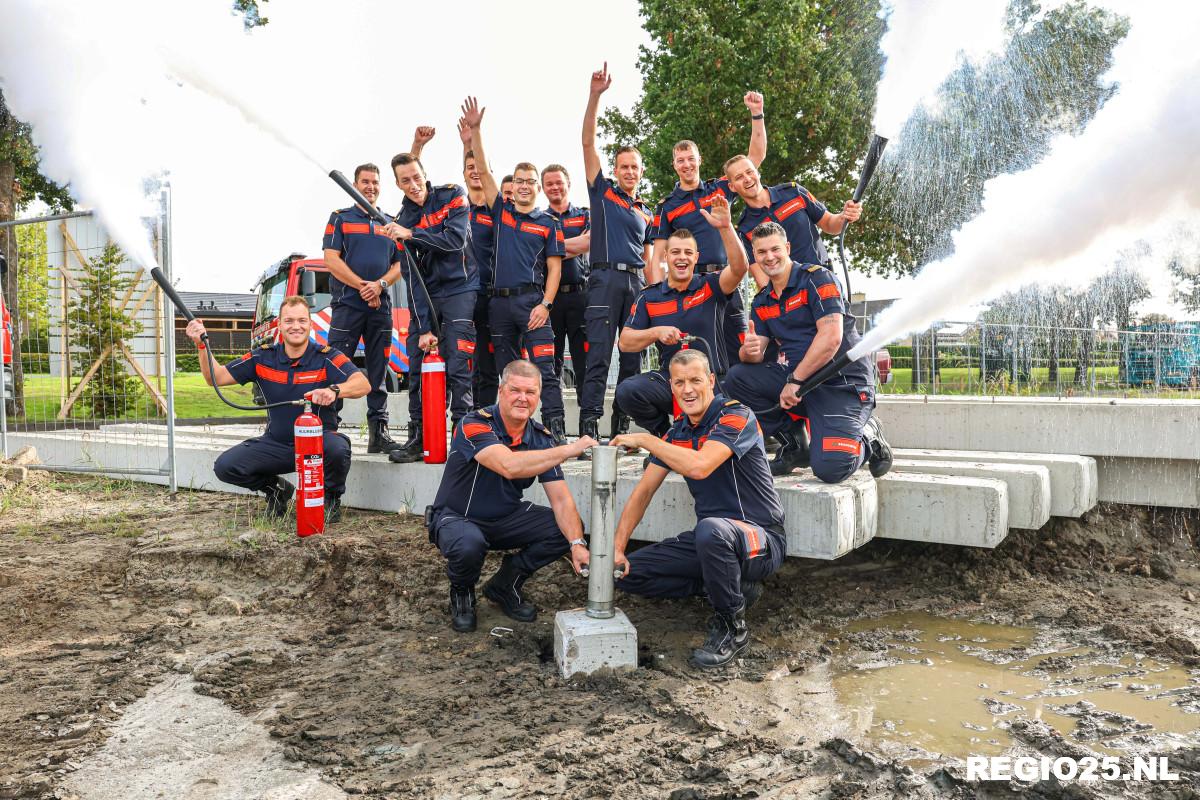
(545, 203, 590, 389)
(213, 342, 360, 498)
(652, 177, 746, 367)
(580, 167, 653, 426)
(469, 201, 499, 408)
(616, 397, 786, 615)
(322, 206, 402, 423)
(615, 273, 733, 436)
(395, 183, 478, 429)
(724, 262, 874, 484)
(429, 406, 570, 587)
(736, 182, 830, 267)
(487, 198, 567, 422)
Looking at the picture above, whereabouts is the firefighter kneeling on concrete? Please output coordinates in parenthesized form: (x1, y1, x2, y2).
(610, 349, 787, 668)
(427, 360, 597, 633)
(187, 296, 370, 523)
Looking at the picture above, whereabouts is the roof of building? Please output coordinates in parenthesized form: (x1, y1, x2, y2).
(174, 291, 257, 318)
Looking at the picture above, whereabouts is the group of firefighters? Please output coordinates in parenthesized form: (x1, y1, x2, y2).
(185, 64, 893, 667)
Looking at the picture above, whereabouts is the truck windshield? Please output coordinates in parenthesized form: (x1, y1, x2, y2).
(256, 271, 288, 323)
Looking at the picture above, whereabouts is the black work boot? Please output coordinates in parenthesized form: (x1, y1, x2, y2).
(769, 427, 810, 476)
(482, 555, 538, 623)
(863, 416, 893, 478)
(691, 607, 749, 668)
(546, 416, 567, 446)
(388, 428, 424, 463)
(610, 409, 631, 439)
(263, 477, 294, 519)
(324, 495, 343, 524)
(368, 419, 402, 454)
(577, 418, 599, 460)
(449, 584, 477, 633)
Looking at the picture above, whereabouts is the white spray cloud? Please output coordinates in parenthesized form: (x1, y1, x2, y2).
(854, 4, 1200, 358)
(873, 0, 1009, 137)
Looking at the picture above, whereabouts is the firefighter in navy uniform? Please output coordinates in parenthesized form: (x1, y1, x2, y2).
(580, 63, 654, 444)
(610, 349, 786, 668)
(461, 96, 570, 442)
(383, 152, 478, 463)
(428, 361, 597, 632)
(723, 222, 892, 481)
(456, 121, 500, 410)
(541, 164, 590, 388)
(322, 163, 405, 455)
(187, 297, 370, 522)
(615, 195, 747, 438)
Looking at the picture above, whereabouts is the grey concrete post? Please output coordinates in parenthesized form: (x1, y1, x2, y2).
(586, 445, 618, 619)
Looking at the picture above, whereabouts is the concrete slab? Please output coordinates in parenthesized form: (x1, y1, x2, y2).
(1096, 457, 1200, 509)
(554, 608, 638, 678)
(876, 473, 1009, 548)
(892, 459, 1050, 530)
(894, 449, 1097, 518)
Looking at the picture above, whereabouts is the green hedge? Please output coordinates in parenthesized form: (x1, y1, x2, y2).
(175, 351, 241, 372)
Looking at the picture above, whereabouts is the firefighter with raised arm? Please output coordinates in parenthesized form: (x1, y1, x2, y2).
(187, 296, 370, 522)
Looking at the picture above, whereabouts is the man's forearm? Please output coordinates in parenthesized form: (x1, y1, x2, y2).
(619, 328, 658, 352)
(792, 335, 841, 381)
(614, 486, 652, 552)
(324, 251, 363, 289)
(542, 258, 561, 305)
(496, 446, 575, 479)
(564, 233, 590, 257)
(748, 114, 767, 167)
(550, 499, 584, 541)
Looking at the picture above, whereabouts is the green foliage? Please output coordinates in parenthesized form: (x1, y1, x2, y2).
(857, 1, 1129, 275)
(233, 0, 268, 28)
(65, 242, 144, 417)
(0, 88, 73, 213)
(1168, 250, 1200, 314)
(601, 0, 884, 205)
(15, 222, 49, 340)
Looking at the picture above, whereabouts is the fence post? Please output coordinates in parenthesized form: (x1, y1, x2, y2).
(162, 186, 177, 493)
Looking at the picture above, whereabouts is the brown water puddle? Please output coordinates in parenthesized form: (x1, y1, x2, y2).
(830, 612, 1200, 764)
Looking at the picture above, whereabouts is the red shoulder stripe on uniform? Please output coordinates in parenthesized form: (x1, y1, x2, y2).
(817, 283, 840, 300)
(463, 422, 492, 439)
(718, 413, 748, 431)
(822, 436, 861, 455)
(293, 369, 327, 384)
(324, 224, 335, 235)
(555, 229, 565, 243)
(255, 364, 289, 384)
(666, 201, 695, 222)
(330, 353, 351, 368)
(341, 222, 370, 235)
(683, 282, 712, 309)
(646, 299, 677, 318)
(235, 352, 253, 363)
(501, 210, 517, 228)
(604, 188, 631, 210)
(756, 305, 781, 321)
(775, 196, 806, 221)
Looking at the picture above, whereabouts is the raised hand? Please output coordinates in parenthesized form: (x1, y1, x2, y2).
(590, 62, 612, 96)
(413, 125, 436, 146)
(457, 118, 472, 147)
(744, 90, 764, 116)
(698, 194, 732, 229)
(460, 96, 485, 129)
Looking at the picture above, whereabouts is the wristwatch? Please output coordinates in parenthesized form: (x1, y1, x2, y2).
(331, 384, 342, 397)
(786, 375, 805, 388)
(379, 278, 390, 290)
(541, 300, 554, 311)
(569, 538, 586, 548)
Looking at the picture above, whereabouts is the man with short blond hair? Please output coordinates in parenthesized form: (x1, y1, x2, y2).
(428, 360, 597, 632)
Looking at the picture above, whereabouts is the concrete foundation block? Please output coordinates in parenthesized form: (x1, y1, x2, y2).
(554, 608, 638, 678)
(1096, 457, 1200, 509)
(892, 459, 1051, 530)
(876, 473, 1009, 548)
(894, 449, 1097, 518)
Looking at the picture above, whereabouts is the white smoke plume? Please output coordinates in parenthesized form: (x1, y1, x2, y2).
(853, 4, 1200, 358)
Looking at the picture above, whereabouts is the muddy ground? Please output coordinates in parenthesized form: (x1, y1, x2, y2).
(2, 471, 1200, 799)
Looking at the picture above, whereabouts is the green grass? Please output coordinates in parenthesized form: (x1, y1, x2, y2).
(881, 366, 1200, 398)
(13, 373, 264, 422)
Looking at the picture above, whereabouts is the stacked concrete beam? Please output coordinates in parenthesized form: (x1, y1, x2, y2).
(892, 459, 1050, 530)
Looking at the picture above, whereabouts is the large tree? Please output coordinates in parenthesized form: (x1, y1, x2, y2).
(856, 0, 1129, 276)
(601, 0, 885, 209)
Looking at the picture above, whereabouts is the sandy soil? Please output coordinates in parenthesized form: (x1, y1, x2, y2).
(2, 472, 1200, 799)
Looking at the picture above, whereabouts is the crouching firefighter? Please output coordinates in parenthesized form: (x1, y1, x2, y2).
(610, 349, 786, 668)
(426, 360, 597, 632)
(187, 297, 370, 522)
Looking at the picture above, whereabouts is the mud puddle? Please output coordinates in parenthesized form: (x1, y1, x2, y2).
(830, 612, 1200, 765)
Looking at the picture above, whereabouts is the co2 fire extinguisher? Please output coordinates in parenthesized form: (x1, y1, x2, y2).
(294, 401, 325, 537)
(422, 351, 447, 464)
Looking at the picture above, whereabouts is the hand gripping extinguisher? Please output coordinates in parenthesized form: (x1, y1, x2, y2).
(294, 401, 325, 537)
(421, 350, 447, 464)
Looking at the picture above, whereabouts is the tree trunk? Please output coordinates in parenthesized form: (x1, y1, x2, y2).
(0, 161, 24, 416)
(1047, 329, 1059, 383)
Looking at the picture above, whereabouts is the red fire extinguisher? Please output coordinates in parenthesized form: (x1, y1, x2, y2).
(294, 401, 325, 537)
(422, 350, 447, 464)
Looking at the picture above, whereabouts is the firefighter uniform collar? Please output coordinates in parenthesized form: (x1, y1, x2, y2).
(768, 260, 806, 300)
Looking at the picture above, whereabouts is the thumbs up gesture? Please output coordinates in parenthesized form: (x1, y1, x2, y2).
(740, 319, 766, 362)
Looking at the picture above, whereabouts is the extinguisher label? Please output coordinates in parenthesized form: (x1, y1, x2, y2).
(422, 362, 446, 373)
(303, 497, 324, 508)
(295, 426, 323, 437)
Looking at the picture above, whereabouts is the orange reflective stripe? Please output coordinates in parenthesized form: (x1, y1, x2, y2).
(501, 210, 517, 228)
(531, 343, 555, 358)
(775, 196, 806, 221)
(718, 413, 748, 431)
(324, 224, 335, 235)
(646, 299, 677, 318)
(463, 422, 492, 439)
(457, 339, 476, 354)
(555, 229, 565, 242)
(330, 353, 351, 368)
(293, 369, 326, 384)
(683, 282, 712, 309)
(671, 438, 692, 448)
(563, 216, 587, 227)
(520, 221, 550, 237)
(756, 305, 780, 321)
(475, 212, 494, 227)
(255, 364, 289, 384)
(785, 292, 806, 312)
(817, 283, 840, 300)
(822, 436, 861, 455)
(604, 188, 631, 210)
(341, 222, 370, 235)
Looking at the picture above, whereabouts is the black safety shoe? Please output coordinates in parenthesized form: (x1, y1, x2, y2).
(691, 607, 749, 668)
(263, 477, 294, 519)
(482, 555, 537, 623)
(742, 581, 763, 611)
(367, 419, 403, 454)
(610, 410, 631, 439)
(864, 417, 893, 478)
(388, 430, 424, 464)
(324, 495, 343, 524)
(546, 416, 567, 446)
(577, 418, 599, 460)
(449, 584, 477, 633)
(769, 429, 810, 476)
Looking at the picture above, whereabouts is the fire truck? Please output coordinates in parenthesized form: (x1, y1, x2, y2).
(251, 253, 411, 392)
